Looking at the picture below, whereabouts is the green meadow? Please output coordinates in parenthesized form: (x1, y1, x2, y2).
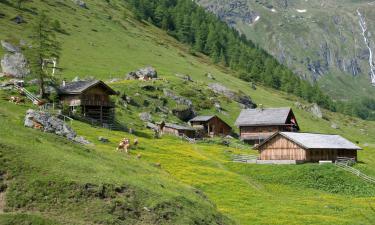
(0, 0, 374, 224)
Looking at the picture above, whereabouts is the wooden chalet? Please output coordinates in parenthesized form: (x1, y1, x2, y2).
(235, 108, 299, 144)
(58, 80, 117, 124)
(254, 132, 361, 162)
(189, 115, 231, 137)
(159, 122, 196, 138)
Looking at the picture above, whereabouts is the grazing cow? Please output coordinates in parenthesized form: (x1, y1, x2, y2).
(133, 138, 138, 149)
(117, 138, 130, 154)
(9, 96, 25, 104)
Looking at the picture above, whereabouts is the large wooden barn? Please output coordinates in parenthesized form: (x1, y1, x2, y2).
(254, 132, 361, 162)
(58, 80, 117, 125)
(159, 122, 196, 138)
(189, 115, 231, 137)
(235, 108, 299, 144)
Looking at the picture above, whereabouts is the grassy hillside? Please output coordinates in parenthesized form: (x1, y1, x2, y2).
(0, 0, 375, 224)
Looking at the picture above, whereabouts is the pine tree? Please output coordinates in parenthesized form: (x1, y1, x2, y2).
(27, 13, 61, 98)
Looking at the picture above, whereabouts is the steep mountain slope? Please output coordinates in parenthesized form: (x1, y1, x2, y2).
(0, 0, 375, 224)
(197, 0, 375, 100)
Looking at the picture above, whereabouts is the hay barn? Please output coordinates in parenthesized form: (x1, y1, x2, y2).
(58, 80, 117, 124)
(189, 115, 231, 137)
(254, 132, 361, 162)
(235, 108, 299, 144)
(159, 122, 196, 138)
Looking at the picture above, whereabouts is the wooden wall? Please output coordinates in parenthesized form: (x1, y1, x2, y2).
(258, 134, 359, 162)
(258, 135, 306, 160)
(162, 127, 195, 138)
(190, 117, 231, 137)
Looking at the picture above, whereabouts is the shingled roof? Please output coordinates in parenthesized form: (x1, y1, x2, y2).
(164, 123, 195, 131)
(58, 80, 117, 95)
(255, 132, 362, 150)
(189, 115, 215, 122)
(235, 108, 292, 126)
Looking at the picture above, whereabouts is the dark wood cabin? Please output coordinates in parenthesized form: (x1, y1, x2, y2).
(58, 80, 117, 125)
(254, 132, 361, 162)
(159, 122, 196, 138)
(189, 115, 231, 137)
(235, 108, 299, 144)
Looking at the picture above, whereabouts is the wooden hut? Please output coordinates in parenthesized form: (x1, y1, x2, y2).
(235, 108, 299, 144)
(254, 132, 361, 162)
(159, 122, 196, 138)
(58, 80, 117, 124)
(189, 115, 231, 137)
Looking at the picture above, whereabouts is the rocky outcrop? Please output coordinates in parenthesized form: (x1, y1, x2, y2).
(139, 112, 152, 122)
(172, 106, 196, 121)
(208, 83, 256, 108)
(73, 0, 87, 9)
(127, 66, 157, 80)
(163, 89, 192, 106)
(307, 103, 323, 118)
(1, 41, 30, 78)
(24, 109, 91, 145)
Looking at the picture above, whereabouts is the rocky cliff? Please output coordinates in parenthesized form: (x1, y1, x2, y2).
(197, 0, 375, 100)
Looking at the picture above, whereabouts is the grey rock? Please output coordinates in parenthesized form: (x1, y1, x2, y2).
(11, 15, 25, 24)
(74, 136, 91, 145)
(1, 40, 20, 53)
(163, 89, 192, 106)
(73, 0, 88, 8)
(127, 66, 157, 80)
(307, 103, 323, 118)
(139, 112, 152, 122)
(208, 83, 256, 108)
(331, 123, 339, 129)
(24, 109, 90, 145)
(206, 73, 215, 80)
(1, 52, 30, 78)
(172, 105, 196, 121)
(98, 136, 109, 143)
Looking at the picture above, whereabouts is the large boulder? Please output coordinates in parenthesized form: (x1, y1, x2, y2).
(139, 112, 152, 122)
(24, 109, 91, 145)
(163, 89, 192, 106)
(73, 0, 88, 8)
(1, 52, 30, 78)
(307, 103, 323, 118)
(208, 83, 256, 108)
(127, 66, 157, 80)
(172, 105, 196, 121)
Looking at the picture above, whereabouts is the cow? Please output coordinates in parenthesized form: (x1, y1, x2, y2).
(9, 96, 24, 104)
(117, 138, 130, 154)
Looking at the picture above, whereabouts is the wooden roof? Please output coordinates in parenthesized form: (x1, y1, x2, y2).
(164, 123, 195, 131)
(235, 107, 293, 126)
(58, 80, 117, 95)
(254, 132, 362, 150)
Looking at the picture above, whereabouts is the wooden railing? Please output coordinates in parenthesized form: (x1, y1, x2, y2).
(335, 160, 375, 184)
(80, 99, 115, 107)
(232, 154, 258, 163)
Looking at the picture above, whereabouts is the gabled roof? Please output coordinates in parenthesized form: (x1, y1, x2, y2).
(58, 80, 117, 95)
(189, 115, 215, 122)
(254, 132, 362, 150)
(164, 123, 195, 131)
(235, 107, 292, 126)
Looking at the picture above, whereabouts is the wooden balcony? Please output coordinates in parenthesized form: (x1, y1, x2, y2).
(69, 99, 115, 107)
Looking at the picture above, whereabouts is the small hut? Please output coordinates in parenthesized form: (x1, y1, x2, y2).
(58, 80, 117, 124)
(189, 115, 231, 137)
(254, 132, 361, 162)
(235, 108, 299, 144)
(159, 122, 196, 138)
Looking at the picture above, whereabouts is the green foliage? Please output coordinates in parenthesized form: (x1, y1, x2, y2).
(127, 0, 335, 111)
(26, 12, 61, 97)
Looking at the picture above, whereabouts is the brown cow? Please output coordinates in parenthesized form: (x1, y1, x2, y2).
(117, 138, 130, 154)
(9, 96, 24, 105)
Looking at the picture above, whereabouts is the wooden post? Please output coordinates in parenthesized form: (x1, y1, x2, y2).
(100, 105, 103, 123)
